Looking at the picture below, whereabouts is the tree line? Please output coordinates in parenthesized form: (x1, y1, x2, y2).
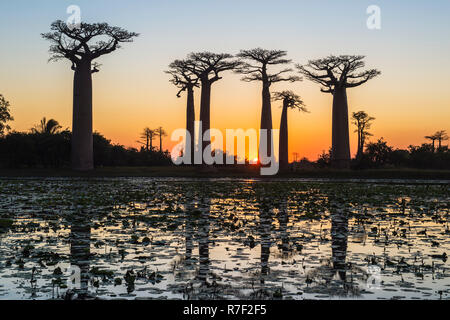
(0, 20, 448, 171)
(0, 110, 171, 168)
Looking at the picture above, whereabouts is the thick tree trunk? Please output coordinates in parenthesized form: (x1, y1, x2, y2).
(260, 82, 273, 160)
(186, 87, 196, 165)
(199, 79, 211, 165)
(279, 101, 289, 170)
(72, 59, 94, 171)
(331, 87, 351, 169)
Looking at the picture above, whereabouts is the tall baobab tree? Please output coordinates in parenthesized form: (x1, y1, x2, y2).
(297, 55, 380, 169)
(166, 60, 199, 163)
(273, 91, 308, 170)
(434, 130, 449, 150)
(31, 117, 63, 134)
(0, 94, 13, 137)
(237, 49, 300, 161)
(352, 111, 375, 159)
(139, 127, 156, 151)
(156, 126, 168, 152)
(42, 20, 138, 171)
(184, 52, 241, 163)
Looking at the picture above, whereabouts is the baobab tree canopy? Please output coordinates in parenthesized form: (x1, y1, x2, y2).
(42, 20, 139, 68)
(297, 55, 380, 93)
(273, 91, 308, 112)
(166, 60, 199, 97)
(237, 49, 301, 85)
(184, 52, 241, 82)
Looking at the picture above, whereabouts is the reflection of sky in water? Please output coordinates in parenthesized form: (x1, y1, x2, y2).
(0, 178, 449, 300)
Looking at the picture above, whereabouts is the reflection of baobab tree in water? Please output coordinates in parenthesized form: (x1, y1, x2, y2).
(258, 198, 274, 276)
(197, 198, 211, 285)
(305, 209, 367, 297)
(276, 199, 292, 259)
(65, 212, 93, 300)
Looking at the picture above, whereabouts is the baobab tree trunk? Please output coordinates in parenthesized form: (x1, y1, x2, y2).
(186, 87, 196, 165)
(260, 83, 273, 160)
(279, 101, 289, 170)
(72, 59, 94, 171)
(199, 79, 211, 164)
(331, 87, 351, 169)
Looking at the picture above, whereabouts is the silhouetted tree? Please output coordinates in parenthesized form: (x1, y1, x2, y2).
(298, 56, 380, 169)
(351, 111, 375, 159)
(273, 91, 308, 169)
(138, 127, 156, 151)
(31, 117, 64, 134)
(434, 130, 449, 150)
(237, 49, 300, 160)
(425, 133, 438, 153)
(184, 52, 240, 164)
(156, 126, 167, 152)
(365, 138, 393, 167)
(167, 60, 199, 163)
(42, 20, 138, 171)
(0, 94, 13, 137)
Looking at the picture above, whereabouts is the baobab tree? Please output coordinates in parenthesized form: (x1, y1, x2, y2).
(156, 126, 168, 152)
(237, 49, 300, 161)
(184, 52, 240, 163)
(273, 91, 308, 169)
(0, 94, 13, 137)
(42, 20, 138, 171)
(352, 111, 375, 159)
(32, 117, 64, 134)
(139, 127, 156, 151)
(298, 55, 380, 168)
(434, 130, 449, 150)
(166, 60, 199, 163)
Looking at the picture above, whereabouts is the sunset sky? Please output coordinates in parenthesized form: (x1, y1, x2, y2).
(0, 0, 449, 161)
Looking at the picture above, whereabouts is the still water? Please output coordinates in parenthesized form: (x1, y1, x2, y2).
(0, 178, 449, 300)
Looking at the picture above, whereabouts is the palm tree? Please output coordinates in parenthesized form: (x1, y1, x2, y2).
(273, 91, 308, 169)
(352, 111, 375, 159)
(32, 117, 63, 134)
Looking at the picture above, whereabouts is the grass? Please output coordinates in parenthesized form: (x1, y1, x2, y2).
(0, 166, 449, 180)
